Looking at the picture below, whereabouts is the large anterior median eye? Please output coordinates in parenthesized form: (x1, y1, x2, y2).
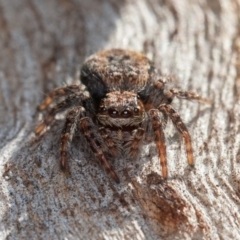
(109, 109, 118, 117)
(121, 109, 131, 117)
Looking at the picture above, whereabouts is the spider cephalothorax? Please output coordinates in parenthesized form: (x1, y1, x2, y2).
(35, 49, 210, 183)
(97, 91, 146, 127)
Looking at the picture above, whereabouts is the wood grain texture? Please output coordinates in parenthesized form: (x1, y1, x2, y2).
(0, 0, 240, 239)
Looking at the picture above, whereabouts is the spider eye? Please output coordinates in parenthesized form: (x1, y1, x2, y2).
(134, 108, 139, 113)
(121, 109, 131, 117)
(100, 106, 107, 112)
(109, 109, 118, 117)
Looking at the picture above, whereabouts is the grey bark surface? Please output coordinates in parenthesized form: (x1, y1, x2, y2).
(0, 0, 240, 239)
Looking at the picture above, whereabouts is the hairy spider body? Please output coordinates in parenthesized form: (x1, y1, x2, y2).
(36, 49, 210, 183)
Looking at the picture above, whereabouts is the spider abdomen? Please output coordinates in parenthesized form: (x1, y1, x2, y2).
(80, 49, 156, 98)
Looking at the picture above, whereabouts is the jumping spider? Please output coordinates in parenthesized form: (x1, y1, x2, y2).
(35, 49, 210, 183)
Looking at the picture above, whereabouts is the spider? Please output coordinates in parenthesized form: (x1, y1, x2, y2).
(35, 49, 210, 183)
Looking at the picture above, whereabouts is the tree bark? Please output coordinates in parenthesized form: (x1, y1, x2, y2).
(0, 0, 240, 239)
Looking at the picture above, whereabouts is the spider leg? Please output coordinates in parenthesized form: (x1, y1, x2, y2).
(60, 106, 84, 172)
(98, 127, 119, 157)
(35, 93, 83, 137)
(124, 128, 145, 158)
(80, 117, 120, 183)
(168, 88, 211, 104)
(144, 79, 166, 110)
(38, 85, 82, 111)
(149, 110, 168, 178)
(159, 104, 194, 165)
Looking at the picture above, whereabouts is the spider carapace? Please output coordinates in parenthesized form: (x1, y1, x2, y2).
(35, 49, 210, 183)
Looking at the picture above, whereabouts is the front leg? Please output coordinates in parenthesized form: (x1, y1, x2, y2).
(124, 128, 145, 158)
(159, 104, 194, 166)
(60, 106, 84, 172)
(149, 109, 168, 179)
(35, 93, 83, 137)
(98, 127, 120, 157)
(164, 88, 211, 104)
(38, 85, 82, 111)
(80, 117, 120, 183)
(170, 88, 211, 103)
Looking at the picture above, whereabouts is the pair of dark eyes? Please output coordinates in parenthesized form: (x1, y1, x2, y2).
(109, 109, 131, 118)
(100, 107, 139, 116)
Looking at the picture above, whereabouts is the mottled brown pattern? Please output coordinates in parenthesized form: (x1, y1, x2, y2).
(81, 49, 152, 93)
(35, 49, 210, 182)
(60, 107, 82, 171)
(1, 1, 239, 239)
(80, 116, 120, 183)
(159, 104, 194, 166)
(38, 85, 82, 111)
(150, 109, 168, 178)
